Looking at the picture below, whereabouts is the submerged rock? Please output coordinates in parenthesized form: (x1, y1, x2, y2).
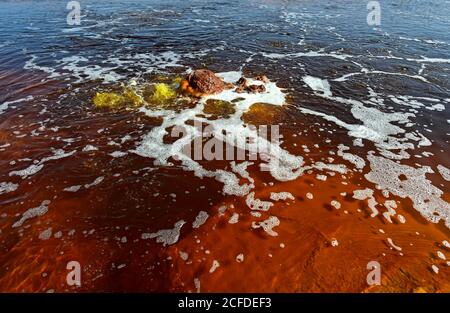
(235, 76, 266, 94)
(255, 75, 269, 83)
(203, 99, 235, 119)
(241, 102, 285, 125)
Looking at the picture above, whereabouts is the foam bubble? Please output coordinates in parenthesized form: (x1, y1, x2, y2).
(246, 192, 273, 211)
(84, 176, 104, 189)
(270, 192, 295, 201)
(352, 188, 379, 217)
(365, 153, 450, 228)
(228, 213, 239, 224)
(302, 76, 332, 97)
(0, 182, 18, 195)
(39, 228, 52, 241)
(209, 260, 220, 273)
(387, 238, 402, 251)
(192, 211, 209, 229)
(252, 216, 280, 236)
(437, 165, 450, 181)
(134, 72, 304, 197)
(141, 220, 185, 246)
(12, 200, 51, 228)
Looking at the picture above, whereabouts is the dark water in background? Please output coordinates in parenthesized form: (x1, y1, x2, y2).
(0, 0, 449, 292)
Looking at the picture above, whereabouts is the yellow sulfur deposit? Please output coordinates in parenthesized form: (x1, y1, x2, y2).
(150, 83, 177, 103)
(93, 88, 144, 109)
(123, 89, 144, 106)
(93, 92, 126, 108)
(172, 76, 182, 84)
(93, 82, 177, 109)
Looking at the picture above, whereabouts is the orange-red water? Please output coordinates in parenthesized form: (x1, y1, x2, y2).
(0, 72, 448, 293)
(1, 0, 450, 293)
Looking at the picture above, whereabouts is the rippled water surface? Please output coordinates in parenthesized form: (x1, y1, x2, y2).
(0, 0, 449, 292)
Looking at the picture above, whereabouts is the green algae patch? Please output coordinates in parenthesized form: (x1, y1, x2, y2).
(93, 92, 126, 109)
(203, 99, 235, 118)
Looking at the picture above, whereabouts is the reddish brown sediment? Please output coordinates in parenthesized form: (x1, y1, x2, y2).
(0, 73, 449, 293)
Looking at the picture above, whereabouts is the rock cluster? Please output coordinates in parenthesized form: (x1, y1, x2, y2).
(181, 69, 269, 96)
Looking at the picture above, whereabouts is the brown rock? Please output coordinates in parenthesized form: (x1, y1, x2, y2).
(234, 76, 266, 94)
(255, 75, 269, 83)
(236, 77, 247, 86)
(187, 69, 225, 95)
(235, 77, 247, 93)
(247, 84, 266, 94)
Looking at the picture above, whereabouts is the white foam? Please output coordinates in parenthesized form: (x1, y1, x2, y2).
(9, 164, 44, 179)
(179, 251, 189, 261)
(299, 100, 422, 160)
(25, 51, 184, 83)
(64, 185, 82, 192)
(437, 165, 450, 181)
(82, 145, 98, 152)
(383, 200, 397, 223)
(109, 151, 127, 158)
(365, 153, 450, 228)
(246, 192, 273, 211)
(331, 200, 341, 209)
(84, 176, 104, 189)
(262, 49, 352, 61)
(0, 96, 34, 115)
(352, 188, 379, 217)
(270, 192, 295, 201)
(252, 216, 280, 236)
(141, 220, 185, 246)
(12, 200, 51, 228)
(387, 238, 402, 251)
(0, 182, 18, 195)
(302, 76, 332, 97)
(407, 56, 450, 64)
(9, 149, 76, 179)
(228, 213, 239, 224)
(192, 211, 209, 229)
(313, 162, 347, 174)
(337, 144, 365, 170)
(39, 227, 52, 240)
(134, 72, 304, 197)
(209, 260, 220, 273)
